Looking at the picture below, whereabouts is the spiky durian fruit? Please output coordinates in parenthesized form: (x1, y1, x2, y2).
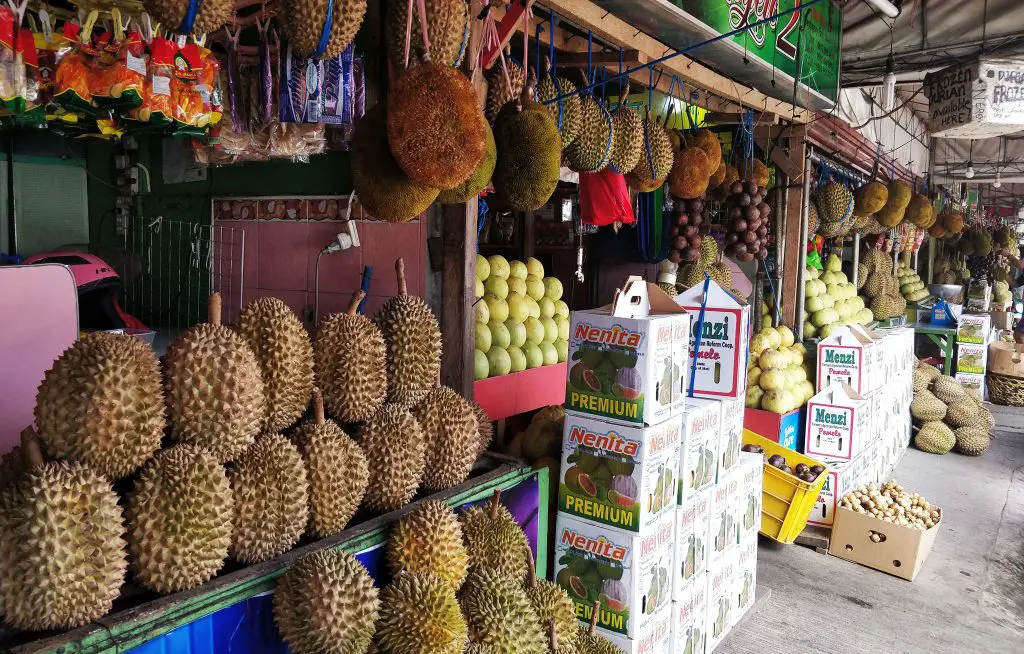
(668, 146, 713, 199)
(438, 123, 497, 204)
(386, 0, 470, 69)
(387, 500, 469, 591)
(375, 258, 442, 406)
(388, 62, 488, 190)
(485, 58, 526, 123)
(628, 111, 674, 184)
(525, 551, 578, 652)
(910, 390, 946, 422)
(273, 549, 380, 654)
(953, 426, 990, 456)
(408, 387, 479, 491)
(280, 0, 367, 59)
(944, 397, 979, 428)
(492, 84, 562, 212)
(460, 490, 530, 581)
(0, 436, 126, 630)
(34, 331, 164, 479)
(565, 95, 613, 172)
(237, 297, 313, 434)
(229, 433, 309, 564)
(142, 0, 233, 36)
(352, 105, 440, 223)
(536, 72, 581, 149)
(608, 104, 643, 174)
(315, 291, 387, 422)
(376, 572, 467, 654)
(470, 400, 494, 459)
(931, 375, 966, 404)
(127, 444, 233, 593)
(459, 569, 546, 653)
(576, 602, 619, 654)
(359, 404, 426, 511)
(914, 421, 955, 455)
(293, 389, 368, 538)
(164, 293, 266, 462)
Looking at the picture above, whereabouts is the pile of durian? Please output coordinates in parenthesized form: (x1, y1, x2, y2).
(911, 362, 993, 456)
(933, 255, 969, 285)
(0, 257, 496, 635)
(273, 491, 620, 653)
(857, 248, 908, 320)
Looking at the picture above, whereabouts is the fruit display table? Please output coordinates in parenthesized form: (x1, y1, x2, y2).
(911, 323, 957, 375)
(0, 461, 548, 654)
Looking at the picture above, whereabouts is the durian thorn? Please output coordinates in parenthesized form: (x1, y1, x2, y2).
(347, 290, 366, 315)
(526, 546, 537, 588)
(395, 258, 408, 296)
(208, 292, 223, 326)
(589, 600, 602, 634)
(489, 488, 503, 520)
(549, 618, 558, 649)
(312, 388, 325, 425)
(20, 427, 43, 469)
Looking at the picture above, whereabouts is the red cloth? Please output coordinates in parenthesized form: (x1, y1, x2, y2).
(579, 169, 635, 226)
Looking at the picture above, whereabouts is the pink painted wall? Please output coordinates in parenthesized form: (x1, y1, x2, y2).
(216, 218, 429, 328)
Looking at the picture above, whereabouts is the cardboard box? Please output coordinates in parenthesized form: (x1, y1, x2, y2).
(678, 398, 721, 503)
(955, 372, 985, 397)
(676, 279, 751, 400)
(990, 311, 1015, 331)
(743, 406, 805, 452)
(708, 468, 740, 566)
(553, 512, 676, 639)
(566, 277, 691, 426)
(966, 280, 991, 313)
(828, 506, 942, 581)
(955, 342, 988, 375)
(733, 538, 758, 624)
(559, 411, 680, 534)
(705, 553, 737, 652)
(957, 313, 992, 344)
(673, 489, 710, 602)
(816, 324, 879, 395)
(600, 602, 673, 654)
(717, 398, 744, 475)
(807, 447, 873, 527)
(672, 581, 708, 654)
(804, 383, 872, 463)
(736, 452, 763, 544)
(988, 341, 1024, 379)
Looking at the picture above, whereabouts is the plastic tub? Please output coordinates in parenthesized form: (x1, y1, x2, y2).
(743, 428, 828, 544)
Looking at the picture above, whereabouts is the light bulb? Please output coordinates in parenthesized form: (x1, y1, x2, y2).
(882, 54, 896, 112)
(965, 162, 975, 179)
(994, 172, 1002, 188)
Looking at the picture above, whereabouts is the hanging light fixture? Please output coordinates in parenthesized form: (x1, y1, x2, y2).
(965, 141, 975, 179)
(994, 172, 1002, 188)
(994, 138, 1003, 188)
(882, 52, 896, 112)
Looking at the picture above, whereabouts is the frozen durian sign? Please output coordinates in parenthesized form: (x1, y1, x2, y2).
(676, 280, 750, 400)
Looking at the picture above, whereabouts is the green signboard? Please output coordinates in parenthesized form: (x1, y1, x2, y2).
(675, 0, 842, 103)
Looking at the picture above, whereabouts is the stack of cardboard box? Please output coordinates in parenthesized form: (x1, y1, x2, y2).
(955, 312, 991, 395)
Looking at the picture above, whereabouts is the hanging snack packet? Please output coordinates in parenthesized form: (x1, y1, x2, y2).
(0, 8, 26, 116)
(33, 27, 65, 108)
(196, 44, 222, 129)
(171, 41, 206, 135)
(130, 36, 174, 126)
(106, 30, 145, 108)
(17, 29, 45, 126)
(54, 23, 94, 113)
(88, 31, 116, 105)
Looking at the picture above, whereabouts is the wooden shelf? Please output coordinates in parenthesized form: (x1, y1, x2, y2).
(474, 363, 568, 420)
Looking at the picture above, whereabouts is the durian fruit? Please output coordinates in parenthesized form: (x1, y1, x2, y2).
(359, 404, 426, 510)
(388, 62, 488, 190)
(708, 159, 726, 188)
(273, 549, 379, 654)
(315, 290, 388, 422)
(376, 572, 467, 654)
(565, 95, 614, 172)
(931, 375, 966, 404)
(912, 367, 931, 393)
(535, 70, 581, 149)
(910, 390, 947, 422)
(576, 601, 619, 654)
(0, 434, 126, 630)
(668, 146, 712, 199)
(164, 292, 266, 463)
(237, 297, 314, 433)
(353, 104, 440, 222)
(916, 362, 941, 382)
(876, 179, 912, 228)
(387, 500, 469, 591)
(808, 202, 819, 235)
(691, 128, 722, 164)
(905, 194, 934, 228)
(142, 0, 233, 36)
(524, 549, 578, 652)
(280, 0, 367, 59)
(34, 331, 164, 479)
(624, 170, 666, 193)
(708, 261, 733, 288)
(410, 386, 480, 491)
(854, 181, 888, 214)
(608, 103, 643, 174)
(629, 110, 674, 184)
(375, 258, 442, 406)
(386, 0, 470, 68)
(953, 426, 990, 456)
(492, 81, 562, 212)
(699, 236, 720, 266)
(127, 444, 233, 593)
(470, 400, 494, 459)
(657, 282, 678, 298)
(459, 569, 546, 653)
(293, 389, 368, 538)
(438, 123, 497, 204)
(460, 490, 530, 581)
(752, 159, 771, 189)
(942, 210, 965, 235)
(485, 58, 526, 123)
(914, 421, 955, 454)
(229, 434, 309, 564)
(944, 397, 979, 428)
(814, 181, 854, 236)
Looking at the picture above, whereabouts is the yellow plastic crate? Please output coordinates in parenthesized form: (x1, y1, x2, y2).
(743, 428, 829, 543)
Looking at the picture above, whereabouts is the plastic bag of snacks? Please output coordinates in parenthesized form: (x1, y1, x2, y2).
(17, 28, 44, 126)
(105, 30, 146, 108)
(130, 36, 174, 126)
(197, 44, 222, 129)
(171, 42, 205, 135)
(0, 7, 26, 115)
(54, 22, 94, 113)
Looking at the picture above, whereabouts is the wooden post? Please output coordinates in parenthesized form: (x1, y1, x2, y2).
(441, 201, 478, 397)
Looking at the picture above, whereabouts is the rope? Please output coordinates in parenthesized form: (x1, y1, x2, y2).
(688, 274, 712, 398)
(178, 0, 204, 35)
(311, 0, 335, 59)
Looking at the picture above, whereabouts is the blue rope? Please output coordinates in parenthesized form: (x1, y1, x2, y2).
(549, 9, 563, 130)
(688, 274, 712, 398)
(587, 30, 594, 86)
(312, 0, 335, 59)
(476, 198, 488, 252)
(178, 0, 204, 34)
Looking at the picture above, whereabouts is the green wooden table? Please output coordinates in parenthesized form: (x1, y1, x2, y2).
(911, 323, 958, 374)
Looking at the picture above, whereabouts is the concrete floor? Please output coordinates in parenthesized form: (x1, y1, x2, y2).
(721, 404, 1024, 653)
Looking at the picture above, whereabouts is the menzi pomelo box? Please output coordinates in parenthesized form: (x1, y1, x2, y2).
(676, 279, 751, 400)
(804, 382, 871, 462)
(816, 324, 879, 395)
(554, 512, 676, 640)
(566, 277, 690, 426)
(559, 411, 681, 534)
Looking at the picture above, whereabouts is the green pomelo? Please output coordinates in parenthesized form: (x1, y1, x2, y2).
(525, 275, 545, 301)
(476, 254, 490, 281)
(538, 297, 555, 318)
(484, 294, 509, 322)
(554, 338, 568, 362)
(507, 346, 527, 373)
(509, 260, 528, 280)
(524, 317, 545, 344)
(523, 342, 544, 368)
(486, 347, 512, 376)
(474, 349, 489, 380)
(525, 257, 544, 278)
(507, 277, 526, 297)
(475, 279, 484, 298)
(554, 300, 569, 318)
(556, 317, 570, 341)
(487, 255, 510, 280)
(526, 296, 541, 319)
(543, 277, 564, 300)
(505, 319, 527, 348)
(506, 294, 531, 323)
(474, 298, 490, 324)
(475, 323, 492, 351)
(540, 342, 558, 365)
(484, 276, 509, 299)
(541, 317, 558, 343)
(488, 320, 511, 349)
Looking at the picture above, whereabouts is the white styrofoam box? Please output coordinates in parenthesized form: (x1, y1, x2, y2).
(705, 551, 738, 653)
(816, 324, 879, 395)
(673, 488, 711, 603)
(717, 398, 744, 476)
(708, 468, 740, 566)
(733, 538, 758, 625)
(678, 397, 722, 503)
(672, 580, 708, 654)
(676, 279, 751, 400)
(736, 452, 763, 544)
(804, 383, 872, 463)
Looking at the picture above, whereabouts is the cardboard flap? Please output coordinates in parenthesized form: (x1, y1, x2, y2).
(813, 381, 865, 404)
(611, 276, 687, 318)
(676, 277, 748, 308)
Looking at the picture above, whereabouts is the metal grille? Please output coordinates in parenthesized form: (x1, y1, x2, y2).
(122, 218, 245, 331)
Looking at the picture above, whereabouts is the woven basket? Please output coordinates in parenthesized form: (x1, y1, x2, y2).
(987, 372, 1024, 407)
